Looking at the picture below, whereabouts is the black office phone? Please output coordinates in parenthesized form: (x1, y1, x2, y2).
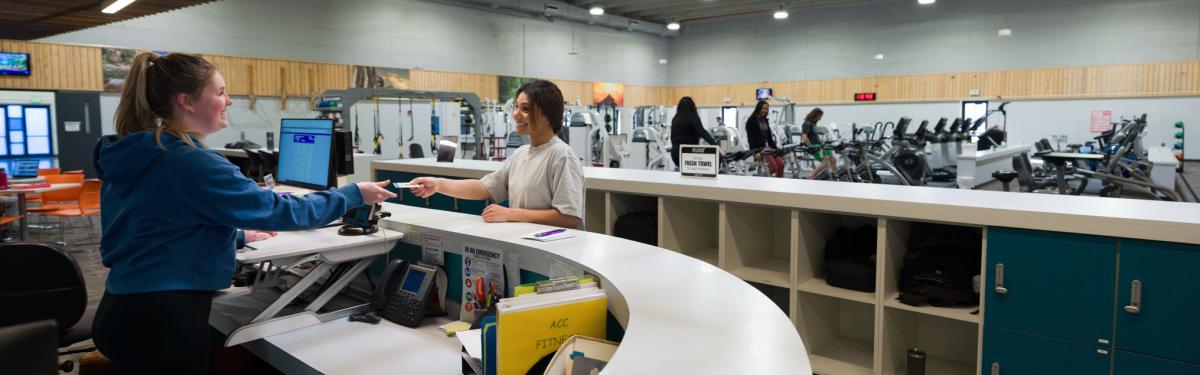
(375, 259, 437, 327)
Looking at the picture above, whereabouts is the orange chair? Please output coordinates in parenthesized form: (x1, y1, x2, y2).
(37, 168, 61, 176)
(41, 180, 101, 244)
(28, 174, 85, 213)
(0, 215, 21, 241)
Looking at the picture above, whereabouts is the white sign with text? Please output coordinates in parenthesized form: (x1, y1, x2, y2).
(680, 145, 719, 178)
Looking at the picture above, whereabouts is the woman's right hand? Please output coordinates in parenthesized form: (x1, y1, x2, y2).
(409, 177, 442, 198)
(356, 180, 398, 204)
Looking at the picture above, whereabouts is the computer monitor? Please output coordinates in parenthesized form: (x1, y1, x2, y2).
(10, 160, 40, 178)
(277, 119, 335, 189)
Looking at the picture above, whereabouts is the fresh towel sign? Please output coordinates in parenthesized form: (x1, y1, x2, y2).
(680, 145, 718, 178)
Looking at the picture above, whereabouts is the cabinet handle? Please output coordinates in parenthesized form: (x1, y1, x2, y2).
(453, 198, 459, 210)
(991, 362, 1000, 375)
(994, 263, 1008, 295)
(424, 197, 431, 207)
(1123, 280, 1142, 314)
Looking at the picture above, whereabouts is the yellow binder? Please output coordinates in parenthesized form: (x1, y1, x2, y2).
(497, 287, 607, 375)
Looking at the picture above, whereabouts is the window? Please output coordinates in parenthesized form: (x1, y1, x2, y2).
(0, 104, 53, 156)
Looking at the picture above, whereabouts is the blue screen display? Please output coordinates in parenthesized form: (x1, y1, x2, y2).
(0, 53, 30, 76)
(277, 119, 334, 188)
(401, 270, 426, 293)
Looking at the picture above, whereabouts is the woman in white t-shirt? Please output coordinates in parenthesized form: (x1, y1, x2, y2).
(410, 80, 584, 228)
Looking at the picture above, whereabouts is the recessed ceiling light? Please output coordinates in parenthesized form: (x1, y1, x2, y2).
(998, 28, 1013, 36)
(773, 5, 788, 20)
(101, 0, 136, 14)
(918, 0, 935, 4)
(658, 58, 669, 65)
(874, 53, 885, 60)
(667, 22, 680, 31)
(589, 6, 604, 16)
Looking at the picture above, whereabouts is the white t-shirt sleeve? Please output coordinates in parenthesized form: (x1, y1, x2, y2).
(479, 153, 514, 203)
(550, 153, 585, 220)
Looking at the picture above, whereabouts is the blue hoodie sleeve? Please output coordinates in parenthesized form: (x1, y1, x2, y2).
(173, 150, 364, 231)
(235, 229, 246, 249)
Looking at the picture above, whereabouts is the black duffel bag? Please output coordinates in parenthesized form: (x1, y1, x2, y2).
(613, 212, 657, 246)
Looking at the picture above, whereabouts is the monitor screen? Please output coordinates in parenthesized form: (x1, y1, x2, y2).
(11, 160, 40, 178)
(277, 119, 334, 189)
(0, 52, 30, 76)
(401, 269, 426, 293)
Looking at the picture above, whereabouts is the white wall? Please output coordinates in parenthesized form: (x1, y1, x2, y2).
(670, 0, 1200, 86)
(40, 0, 671, 87)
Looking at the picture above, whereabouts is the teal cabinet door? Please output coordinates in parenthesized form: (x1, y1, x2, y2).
(1116, 239, 1200, 364)
(985, 227, 1117, 345)
(1114, 351, 1200, 375)
(982, 326, 1111, 375)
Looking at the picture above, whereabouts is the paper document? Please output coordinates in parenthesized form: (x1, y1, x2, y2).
(457, 329, 484, 360)
(521, 229, 576, 242)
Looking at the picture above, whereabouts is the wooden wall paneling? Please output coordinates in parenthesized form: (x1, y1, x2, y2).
(0, 40, 102, 91)
(411, 70, 499, 102)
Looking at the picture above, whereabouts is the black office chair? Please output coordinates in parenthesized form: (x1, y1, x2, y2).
(0, 243, 96, 372)
(0, 320, 59, 375)
(256, 150, 278, 178)
(243, 148, 265, 182)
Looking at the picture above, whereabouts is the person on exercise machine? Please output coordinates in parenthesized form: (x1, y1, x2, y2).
(409, 80, 584, 229)
(802, 108, 839, 179)
(745, 100, 784, 177)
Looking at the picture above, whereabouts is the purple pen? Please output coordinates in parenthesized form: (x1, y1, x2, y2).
(534, 229, 566, 238)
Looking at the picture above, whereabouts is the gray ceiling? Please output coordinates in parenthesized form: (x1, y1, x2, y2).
(562, 0, 886, 24)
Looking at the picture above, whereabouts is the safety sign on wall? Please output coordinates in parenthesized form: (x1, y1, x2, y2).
(680, 145, 719, 178)
(1090, 110, 1113, 133)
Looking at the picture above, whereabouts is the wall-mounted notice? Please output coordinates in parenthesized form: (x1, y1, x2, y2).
(1091, 110, 1113, 133)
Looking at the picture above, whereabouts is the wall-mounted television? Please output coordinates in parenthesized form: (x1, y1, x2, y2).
(755, 88, 773, 100)
(0, 52, 31, 76)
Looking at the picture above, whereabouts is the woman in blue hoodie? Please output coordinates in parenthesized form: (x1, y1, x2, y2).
(92, 52, 397, 374)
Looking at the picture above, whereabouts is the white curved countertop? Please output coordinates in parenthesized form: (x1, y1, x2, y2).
(380, 203, 812, 374)
(374, 158, 1200, 245)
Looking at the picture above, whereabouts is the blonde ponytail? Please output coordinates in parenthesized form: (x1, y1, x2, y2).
(113, 51, 216, 149)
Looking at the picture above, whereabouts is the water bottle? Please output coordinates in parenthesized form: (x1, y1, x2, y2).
(907, 348, 926, 375)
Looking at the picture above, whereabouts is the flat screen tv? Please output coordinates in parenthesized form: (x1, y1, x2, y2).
(0, 52, 31, 76)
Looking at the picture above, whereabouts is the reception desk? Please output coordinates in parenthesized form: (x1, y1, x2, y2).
(210, 188, 811, 374)
(374, 157, 1200, 375)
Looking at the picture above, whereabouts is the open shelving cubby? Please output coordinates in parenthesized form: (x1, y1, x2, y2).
(659, 197, 720, 267)
(880, 219, 983, 324)
(795, 291, 876, 375)
(881, 307, 979, 375)
(605, 193, 658, 237)
(794, 212, 879, 305)
(584, 190, 606, 234)
(720, 203, 794, 288)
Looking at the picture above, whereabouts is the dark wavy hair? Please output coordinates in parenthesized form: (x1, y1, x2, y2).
(805, 108, 824, 124)
(752, 100, 769, 119)
(672, 96, 701, 129)
(516, 80, 565, 133)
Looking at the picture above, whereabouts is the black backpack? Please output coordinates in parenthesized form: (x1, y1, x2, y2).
(824, 224, 878, 293)
(613, 212, 657, 246)
(898, 223, 981, 307)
